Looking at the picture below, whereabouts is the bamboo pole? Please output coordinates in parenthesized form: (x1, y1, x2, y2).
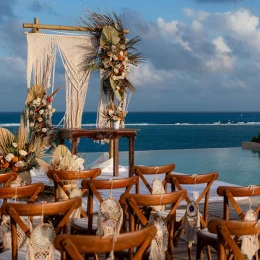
(23, 20, 129, 34)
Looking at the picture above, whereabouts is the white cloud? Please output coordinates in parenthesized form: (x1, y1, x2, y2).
(212, 36, 231, 53)
(129, 62, 174, 87)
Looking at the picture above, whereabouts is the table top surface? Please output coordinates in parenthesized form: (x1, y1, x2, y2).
(56, 128, 140, 133)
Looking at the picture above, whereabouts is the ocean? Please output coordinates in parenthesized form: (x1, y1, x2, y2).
(1, 111, 260, 153)
(2, 111, 260, 185)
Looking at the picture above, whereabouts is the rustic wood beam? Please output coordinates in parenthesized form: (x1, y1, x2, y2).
(23, 18, 129, 34)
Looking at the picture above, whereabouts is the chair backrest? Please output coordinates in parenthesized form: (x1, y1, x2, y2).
(81, 176, 139, 233)
(0, 182, 44, 203)
(208, 219, 260, 260)
(120, 190, 187, 230)
(217, 185, 260, 220)
(167, 172, 219, 228)
(131, 163, 175, 194)
(54, 225, 157, 260)
(47, 169, 101, 201)
(1, 198, 82, 260)
(0, 172, 17, 186)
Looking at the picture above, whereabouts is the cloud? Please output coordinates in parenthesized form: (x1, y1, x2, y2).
(27, 0, 58, 16)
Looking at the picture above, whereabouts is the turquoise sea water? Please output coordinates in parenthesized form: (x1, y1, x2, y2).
(1, 112, 260, 186)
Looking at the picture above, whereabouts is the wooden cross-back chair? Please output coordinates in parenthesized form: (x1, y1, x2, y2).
(71, 176, 139, 234)
(47, 169, 101, 218)
(0, 198, 82, 260)
(55, 225, 157, 260)
(166, 172, 219, 260)
(0, 172, 17, 187)
(131, 163, 175, 194)
(197, 185, 260, 260)
(120, 190, 187, 259)
(208, 219, 260, 260)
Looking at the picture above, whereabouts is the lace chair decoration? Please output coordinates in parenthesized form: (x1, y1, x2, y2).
(27, 202, 56, 260)
(241, 185, 259, 260)
(149, 178, 168, 260)
(96, 179, 123, 260)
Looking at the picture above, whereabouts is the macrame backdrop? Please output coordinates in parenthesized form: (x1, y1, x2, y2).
(26, 33, 95, 128)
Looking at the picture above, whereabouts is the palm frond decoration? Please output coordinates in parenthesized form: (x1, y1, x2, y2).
(0, 128, 15, 155)
(80, 10, 144, 102)
(25, 84, 46, 105)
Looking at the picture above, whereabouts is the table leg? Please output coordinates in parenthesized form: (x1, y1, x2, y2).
(129, 137, 135, 177)
(114, 139, 119, 176)
(72, 138, 78, 155)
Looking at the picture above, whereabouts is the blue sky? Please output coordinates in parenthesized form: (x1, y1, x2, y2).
(1, 0, 260, 112)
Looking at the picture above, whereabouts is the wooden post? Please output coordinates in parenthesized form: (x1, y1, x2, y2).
(33, 18, 39, 33)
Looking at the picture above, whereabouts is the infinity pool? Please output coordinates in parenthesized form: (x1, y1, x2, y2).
(84, 147, 260, 186)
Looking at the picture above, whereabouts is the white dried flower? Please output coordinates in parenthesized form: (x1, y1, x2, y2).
(113, 55, 118, 61)
(112, 45, 116, 50)
(114, 68, 119, 74)
(37, 97, 41, 103)
(15, 161, 25, 167)
(116, 86, 120, 90)
(5, 153, 14, 162)
(12, 143, 18, 148)
(37, 117, 43, 122)
(120, 45, 126, 50)
(19, 150, 28, 156)
(42, 128, 47, 133)
(124, 57, 128, 62)
(29, 123, 34, 127)
(112, 75, 117, 80)
(48, 104, 52, 109)
(108, 109, 114, 116)
(39, 109, 44, 114)
(52, 108, 56, 113)
(120, 51, 124, 56)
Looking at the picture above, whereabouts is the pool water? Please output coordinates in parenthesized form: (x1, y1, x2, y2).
(84, 147, 260, 186)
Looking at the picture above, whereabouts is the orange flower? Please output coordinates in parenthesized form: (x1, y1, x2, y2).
(3, 162, 9, 168)
(12, 156, 18, 163)
(118, 56, 124, 61)
(119, 87, 125, 93)
(12, 166, 19, 172)
(123, 51, 127, 56)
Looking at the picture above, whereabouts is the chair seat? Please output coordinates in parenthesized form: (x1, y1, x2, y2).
(157, 208, 186, 222)
(72, 215, 98, 230)
(199, 228, 217, 240)
(0, 247, 61, 260)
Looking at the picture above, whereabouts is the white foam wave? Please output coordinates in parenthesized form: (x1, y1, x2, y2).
(0, 123, 20, 127)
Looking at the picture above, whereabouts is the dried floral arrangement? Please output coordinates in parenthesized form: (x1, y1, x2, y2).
(101, 101, 127, 123)
(0, 84, 60, 174)
(25, 84, 61, 142)
(48, 145, 85, 172)
(0, 117, 47, 173)
(81, 10, 144, 101)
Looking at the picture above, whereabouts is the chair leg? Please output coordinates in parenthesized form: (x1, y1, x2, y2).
(196, 235, 204, 260)
(206, 246, 212, 260)
(174, 228, 184, 247)
(188, 245, 193, 260)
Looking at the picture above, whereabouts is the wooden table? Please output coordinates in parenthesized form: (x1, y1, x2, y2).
(56, 128, 139, 176)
